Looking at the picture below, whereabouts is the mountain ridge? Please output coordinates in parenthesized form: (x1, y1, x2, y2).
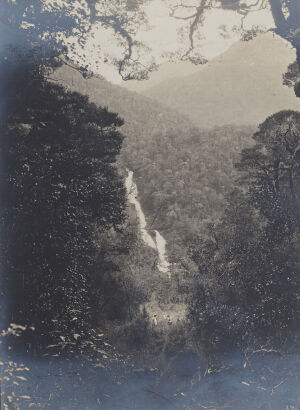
(128, 33, 299, 128)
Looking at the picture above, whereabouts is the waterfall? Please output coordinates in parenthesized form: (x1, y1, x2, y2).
(125, 170, 171, 276)
(125, 170, 157, 249)
(155, 230, 171, 279)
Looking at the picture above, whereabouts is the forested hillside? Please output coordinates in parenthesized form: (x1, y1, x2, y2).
(52, 64, 194, 143)
(122, 125, 255, 264)
(52, 64, 255, 266)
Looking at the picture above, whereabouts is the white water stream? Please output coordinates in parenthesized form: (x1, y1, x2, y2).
(125, 170, 171, 278)
(155, 230, 170, 276)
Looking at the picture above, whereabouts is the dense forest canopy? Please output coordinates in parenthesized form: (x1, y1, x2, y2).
(121, 125, 255, 262)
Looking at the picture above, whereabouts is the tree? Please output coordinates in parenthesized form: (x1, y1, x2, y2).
(0, 0, 155, 81)
(189, 111, 300, 353)
(0, 51, 126, 351)
(237, 110, 300, 225)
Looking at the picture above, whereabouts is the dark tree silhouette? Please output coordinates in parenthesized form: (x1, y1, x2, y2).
(0, 0, 156, 81)
(189, 111, 300, 354)
(0, 52, 126, 351)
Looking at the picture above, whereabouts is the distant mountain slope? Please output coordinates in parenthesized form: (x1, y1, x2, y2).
(134, 33, 300, 128)
(122, 60, 203, 94)
(52, 63, 195, 144)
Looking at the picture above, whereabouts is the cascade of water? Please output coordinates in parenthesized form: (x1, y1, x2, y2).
(125, 170, 156, 249)
(155, 230, 171, 278)
(125, 170, 171, 276)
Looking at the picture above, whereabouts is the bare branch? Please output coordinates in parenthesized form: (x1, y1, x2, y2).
(175, 0, 208, 63)
(189, 0, 207, 50)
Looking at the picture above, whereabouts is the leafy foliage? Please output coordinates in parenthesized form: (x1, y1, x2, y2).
(189, 110, 300, 354)
(0, 52, 127, 351)
(0, 0, 154, 80)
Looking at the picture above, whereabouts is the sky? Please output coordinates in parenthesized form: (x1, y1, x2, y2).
(66, 0, 275, 84)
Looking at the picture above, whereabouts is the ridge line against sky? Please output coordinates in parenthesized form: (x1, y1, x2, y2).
(121, 31, 296, 93)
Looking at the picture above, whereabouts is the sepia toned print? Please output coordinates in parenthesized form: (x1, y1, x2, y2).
(0, 1, 300, 409)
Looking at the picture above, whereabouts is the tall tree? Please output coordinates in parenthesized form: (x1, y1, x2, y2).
(190, 110, 300, 353)
(0, 52, 126, 351)
(237, 110, 300, 223)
